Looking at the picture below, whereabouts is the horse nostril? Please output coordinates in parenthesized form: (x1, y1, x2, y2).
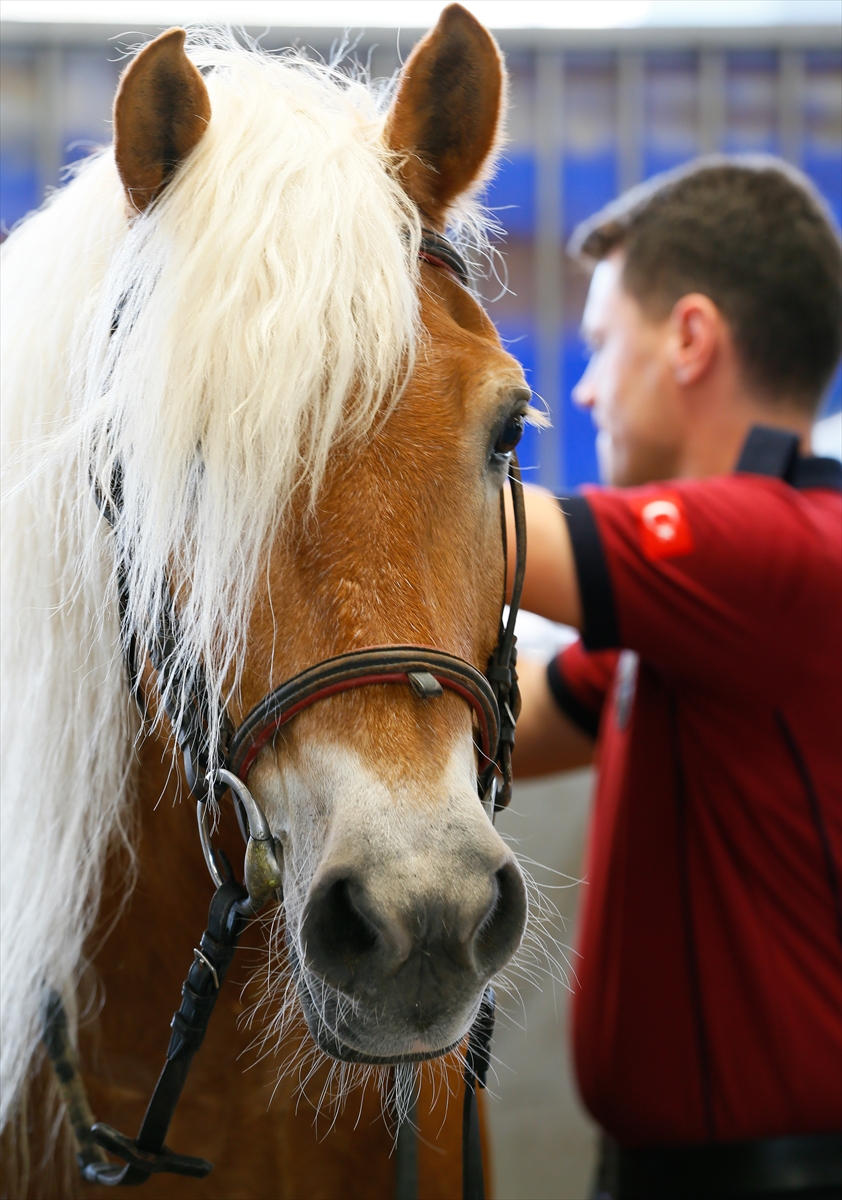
(472, 859, 528, 977)
(300, 873, 380, 992)
(301, 856, 527, 999)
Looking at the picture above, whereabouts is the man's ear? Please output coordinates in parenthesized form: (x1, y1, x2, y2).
(384, 4, 505, 227)
(670, 293, 722, 387)
(113, 28, 210, 213)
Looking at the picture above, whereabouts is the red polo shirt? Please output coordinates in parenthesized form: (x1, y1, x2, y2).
(547, 426, 842, 1148)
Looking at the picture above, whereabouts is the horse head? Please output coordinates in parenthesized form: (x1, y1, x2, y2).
(110, 7, 531, 1067)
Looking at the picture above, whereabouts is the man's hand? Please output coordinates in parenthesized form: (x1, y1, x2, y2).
(506, 484, 583, 629)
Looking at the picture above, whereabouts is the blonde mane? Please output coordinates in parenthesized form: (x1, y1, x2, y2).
(0, 33, 431, 1131)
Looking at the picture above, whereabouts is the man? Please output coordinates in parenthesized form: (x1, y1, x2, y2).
(508, 159, 842, 1199)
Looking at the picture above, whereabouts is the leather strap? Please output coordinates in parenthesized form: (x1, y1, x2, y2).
(229, 646, 500, 782)
(74, 877, 250, 1187)
(419, 228, 470, 285)
(481, 455, 525, 814)
(394, 1092, 419, 1200)
(462, 987, 496, 1200)
(91, 460, 232, 804)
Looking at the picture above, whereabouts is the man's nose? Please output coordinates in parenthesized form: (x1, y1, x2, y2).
(572, 368, 596, 409)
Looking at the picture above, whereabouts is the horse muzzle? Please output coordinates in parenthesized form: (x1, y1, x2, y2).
(292, 842, 527, 1064)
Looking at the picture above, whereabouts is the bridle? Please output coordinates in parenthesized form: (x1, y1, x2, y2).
(44, 229, 527, 1200)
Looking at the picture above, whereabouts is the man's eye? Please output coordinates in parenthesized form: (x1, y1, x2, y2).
(494, 414, 525, 456)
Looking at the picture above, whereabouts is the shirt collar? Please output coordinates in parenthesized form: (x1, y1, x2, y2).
(736, 424, 842, 492)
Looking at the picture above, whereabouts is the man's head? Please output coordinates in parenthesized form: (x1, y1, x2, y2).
(570, 158, 842, 486)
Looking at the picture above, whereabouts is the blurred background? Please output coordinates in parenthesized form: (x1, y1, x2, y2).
(3, 1, 841, 492)
(2, 3, 840, 1197)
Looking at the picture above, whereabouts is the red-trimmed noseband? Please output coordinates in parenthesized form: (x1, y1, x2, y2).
(228, 646, 500, 783)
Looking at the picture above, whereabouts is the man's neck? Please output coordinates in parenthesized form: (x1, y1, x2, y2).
(675, 396, 813, 479)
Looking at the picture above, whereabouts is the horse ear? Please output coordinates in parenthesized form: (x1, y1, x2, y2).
(384, 3, 504, 226)
(113, 28, 210, 213)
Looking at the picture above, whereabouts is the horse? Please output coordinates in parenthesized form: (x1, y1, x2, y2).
(0, 7, 543, 1196)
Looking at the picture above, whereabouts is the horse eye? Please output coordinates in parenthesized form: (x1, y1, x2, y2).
(494, 413, 525, 456)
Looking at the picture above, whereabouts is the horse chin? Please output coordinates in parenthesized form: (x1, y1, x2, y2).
(310, 1019, 461, 1066)
(287, 940, 466, 1066)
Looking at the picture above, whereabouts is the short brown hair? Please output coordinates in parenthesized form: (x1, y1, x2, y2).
(570, 157, 842, 413)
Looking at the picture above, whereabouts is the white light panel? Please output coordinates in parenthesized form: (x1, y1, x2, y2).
(1, 0, 839, 27)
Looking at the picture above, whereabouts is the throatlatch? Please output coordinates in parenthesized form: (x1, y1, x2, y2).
(43, 230, 527, 1200)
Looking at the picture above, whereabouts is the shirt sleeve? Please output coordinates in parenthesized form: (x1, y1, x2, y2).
(560, 476, 836, 698)
(546, 639, 619, 738)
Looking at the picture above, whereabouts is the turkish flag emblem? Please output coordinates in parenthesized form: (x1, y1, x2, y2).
(630, 491, 694, 560)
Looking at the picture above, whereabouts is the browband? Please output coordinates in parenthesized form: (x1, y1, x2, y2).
(419, 228, 470, 286)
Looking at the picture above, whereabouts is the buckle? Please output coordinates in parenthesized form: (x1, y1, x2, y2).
(83, 1123, 212, 1185)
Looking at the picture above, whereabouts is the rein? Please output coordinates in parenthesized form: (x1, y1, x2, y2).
(43, 230, 527, 1200)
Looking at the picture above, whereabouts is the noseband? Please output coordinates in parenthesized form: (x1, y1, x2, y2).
(229, 647, 500, 782)
(47, 230, 526, 1196)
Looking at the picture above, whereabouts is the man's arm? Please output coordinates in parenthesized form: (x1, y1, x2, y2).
(503, 483, 594, 775)
(513, 656, 595, 776)
(506, 483, 582, 628)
